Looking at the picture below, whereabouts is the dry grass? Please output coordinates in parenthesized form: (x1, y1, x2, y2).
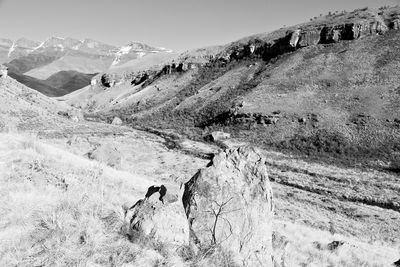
(273, 221, 399, 267)
(0, 133, 179, 266)
(0, 133, 399, 266)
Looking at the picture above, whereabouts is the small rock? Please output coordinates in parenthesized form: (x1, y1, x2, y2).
(327, 240, 345, 251)
(57, 109, 84, 122)
(111, 117, 123, 125)
(265, 116, 279, 125)
(393, 259, 400, 267)
(209, 131, 231, 142)
(298, 117, 307, 123)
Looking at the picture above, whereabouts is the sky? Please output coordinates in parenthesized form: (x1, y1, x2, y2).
(0, 0, 399, 51)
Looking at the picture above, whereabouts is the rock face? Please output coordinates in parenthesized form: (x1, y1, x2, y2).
(100, 73, 116, 88)
(182, 146, 274, 266)
(289, 30, 301, 48)
(298, 29, 321, 47)
(88, 143, 122, 168)
(218, 17, 397, 63)
(124, 185, 190, 246)
(390, 19, 400, 30)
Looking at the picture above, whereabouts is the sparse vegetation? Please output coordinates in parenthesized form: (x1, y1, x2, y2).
(4, 4, 400, 266)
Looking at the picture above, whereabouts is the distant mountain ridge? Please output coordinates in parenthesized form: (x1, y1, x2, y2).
(0, 36, 171, 66)
(0, 36, 172, 96)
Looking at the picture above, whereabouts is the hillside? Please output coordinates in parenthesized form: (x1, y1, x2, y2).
(1, 87, 400, 266)
(62, 6, 400, 169)
(0, 75, 75, 131)
(45, 71, 97, 95)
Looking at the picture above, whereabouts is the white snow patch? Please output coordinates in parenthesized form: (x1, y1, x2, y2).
(86, 41, 99, 49)
(8, 42, 15, 57)
(112, 45, 133, 65)
(120, 45, 133, 54)
(34, 41, 46, 50)
(112, 57, 121, 66)
(72, 44, 81, 50)
(56, 44, 65, 51)
(137, 52, 146, 58)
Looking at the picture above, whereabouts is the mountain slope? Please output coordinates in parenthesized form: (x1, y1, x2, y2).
(0, 38, 40, 63)
(45, 70, 97, 95)
(24, 51, 114, 79)
(7, 71, 61, 97)
(6, 49, 66, 74)
(0, 75, 71, 131)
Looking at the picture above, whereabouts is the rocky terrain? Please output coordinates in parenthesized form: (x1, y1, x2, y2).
(1, 5, 400, 267)
(1, 74, 399, 266)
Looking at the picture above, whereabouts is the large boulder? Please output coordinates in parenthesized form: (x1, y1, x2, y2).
(87, 143, 122, 168)
(124, 185, 190, 246)
(182, 146, 274, 266)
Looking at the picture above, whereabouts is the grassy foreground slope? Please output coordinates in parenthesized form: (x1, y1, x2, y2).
(0, 132, 399, 266)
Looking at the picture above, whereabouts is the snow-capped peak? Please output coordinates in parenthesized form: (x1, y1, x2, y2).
(33, 36, 82, 51)
(8, 42, 16, 57)
(112, 45, 133, 65)
(111, 41, 172, 66)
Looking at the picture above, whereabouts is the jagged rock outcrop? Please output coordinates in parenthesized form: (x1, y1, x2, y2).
(217, 17, 397, 64)
(298, 29, 321, 47)
(182, 146, 274, 266)
(319, 22, 388, 44)
(131, 72, 149, 86)
(289, 29, 301, 48)
(390, 19, 400, 30)
(87, 143, 122, 168)
(124, 185, 190, 246)
(100, 73, 116, 88)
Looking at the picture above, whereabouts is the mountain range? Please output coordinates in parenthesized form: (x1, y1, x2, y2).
(0, 37, 172, 96)
(57, 5, 400, 170)
(2, 5, 400, 266)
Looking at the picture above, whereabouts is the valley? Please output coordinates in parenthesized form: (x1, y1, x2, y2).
(1, 4, 400, 267)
